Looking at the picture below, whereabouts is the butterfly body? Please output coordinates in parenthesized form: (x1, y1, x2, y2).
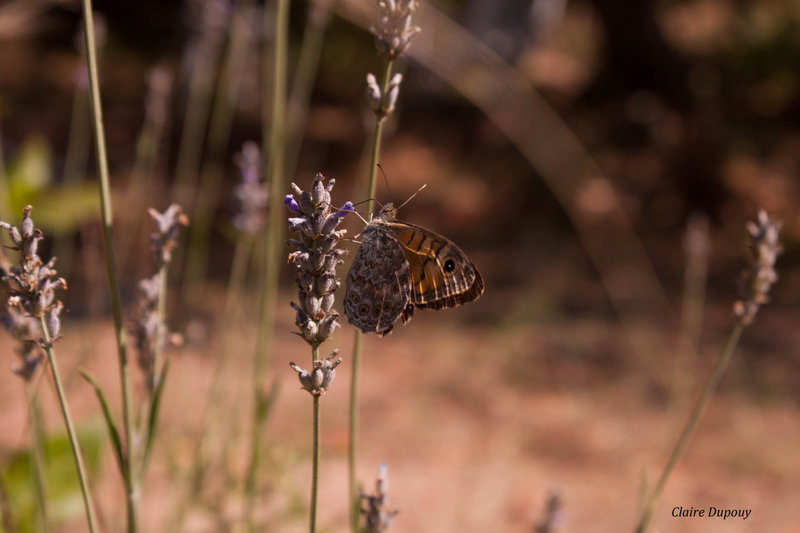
(344, 204, 484, 335)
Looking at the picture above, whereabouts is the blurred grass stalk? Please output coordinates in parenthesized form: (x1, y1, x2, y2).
(171, 0, 226, 217)
(284, 0, 332, 182)
(668, 214, 710, 410)
(53, 65, 90, 282)
(181, 0, 255, 307)
(636, 211, 782, 533)
(635, 323, 744, 533)
(25, 383, 49, 533)
(79, 1, 138, 531)
(117, 66, 173, 274)
(169, 236, 255, 531)
(245, 0, 289, 528)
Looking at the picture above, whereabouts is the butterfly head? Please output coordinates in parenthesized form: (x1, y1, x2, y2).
(375, 203, 398, 222)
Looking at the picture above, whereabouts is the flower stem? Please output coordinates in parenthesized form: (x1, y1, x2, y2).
(349, 57, 395, 532)
(79, 2, 137, 530)
(635, 322, 744, 533)
(310, 345, 321, 533)
(153, 262, 169, 393)
(39, 315, 100, 533)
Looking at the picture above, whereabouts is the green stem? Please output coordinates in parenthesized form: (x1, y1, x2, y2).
(245, 0, 289, 528)
(348, 329, 362, 531)
(39, 315, 100, 533)
(310, 346, 321, 533)
(153, 263, 169, 394)
(25, 384, 49, 533)
(365, 59, 394, 215)
(79, 2, 137, 530)
(349, 58, 395, 532)
(635, 322, 745, 533)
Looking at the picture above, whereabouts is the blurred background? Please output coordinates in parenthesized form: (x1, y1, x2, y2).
(0, 0, 798, 531)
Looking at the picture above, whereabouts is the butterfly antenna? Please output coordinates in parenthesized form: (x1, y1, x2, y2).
(397, 183, 427, 211)
(377, 163, 393, 203)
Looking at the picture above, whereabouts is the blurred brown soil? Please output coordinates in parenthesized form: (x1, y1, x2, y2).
(1, 288, 798, 533)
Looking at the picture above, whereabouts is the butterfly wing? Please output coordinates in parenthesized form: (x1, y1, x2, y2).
(385, 221, 484, 310)
(344, 224, 412, 335)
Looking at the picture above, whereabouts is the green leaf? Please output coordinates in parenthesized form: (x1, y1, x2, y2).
(79, 370, 127, 485)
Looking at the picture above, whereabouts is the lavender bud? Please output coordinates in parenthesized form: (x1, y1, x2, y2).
(337, 202, 354, 218)
(298, 191, 315, 216)
(317, 312, 340, 340)
(8, 225, 22, 246)
(312, 213, 326, 235)
(21, 206, 34, 239)
(321, 293, 335, 313)
(311, 177, 326, 206)
(317, 274, 336, 295)
(310, 249, 326, 271)
(366, 73, 382, 111)
(48, 301, 63, 339)
(305, 293, 322, 317)
(285, 194, 300, 213)
(321, 214, 340, 236)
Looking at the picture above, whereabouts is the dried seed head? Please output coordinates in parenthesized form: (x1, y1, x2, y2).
(289, 350, 342, 396)
(1, 206, 65, 379)
(734, 210, 782, 326)
(361, 463, 399, 532)
(286, 174, 350, 348)
(365, 72, 404, 120)
(148, 204, 189, 268)
(371, 0, 420, 61)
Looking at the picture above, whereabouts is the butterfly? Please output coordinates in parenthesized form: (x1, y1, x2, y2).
(344, 203, 484, 335)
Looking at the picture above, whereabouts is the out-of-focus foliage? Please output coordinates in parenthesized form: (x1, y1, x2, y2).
(0, 423, 103, 532)
(3, 136, 98, 236)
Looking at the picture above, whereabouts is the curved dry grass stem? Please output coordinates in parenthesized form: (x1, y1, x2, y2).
(330, 0, 674, 361)
(635, 323, 743, 532)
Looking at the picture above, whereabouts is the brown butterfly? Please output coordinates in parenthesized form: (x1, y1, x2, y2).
(344, 203, 484, 335)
